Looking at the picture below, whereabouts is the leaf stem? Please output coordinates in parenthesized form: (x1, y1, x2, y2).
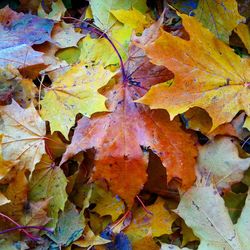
(0, 212, 40, 241)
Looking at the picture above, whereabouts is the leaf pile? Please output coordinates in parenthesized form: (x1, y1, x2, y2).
(0, 0, 249, 249)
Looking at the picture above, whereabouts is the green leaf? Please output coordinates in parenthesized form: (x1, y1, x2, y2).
(89, 0, 147, 30)
(29, 155, 67, 228)
(47, 202, 84, 247)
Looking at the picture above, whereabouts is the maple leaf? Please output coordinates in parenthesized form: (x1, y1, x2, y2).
(60, 68, 197, 206)
(20, 199, 51, 229)
(0, 170, 28, 222)
(89, 0, 148, 30)
(125, 197, 177, 244)
(0, 100, 46, 174)
(0, 6, 53, 69)
(0, 66, 36, 107)
(38, 0, 66, 21)
(51, 22, 84, 48)
(74, 225, 111, 248)
(47, 202, 84, 247)
(235, 23, 250, 54)
(111, 8, 150, 33)
(90, 183, 125, 221)
(197, 137, 250, 188)
(40, 63, 115, 139)
(79, 26, 133, 67)
(136, 13, 250, 131)
(0, 134, 17, 181)
(29, 155, 67, 228)
(194, 0, 245, 43)
(174, 186, 250, 250)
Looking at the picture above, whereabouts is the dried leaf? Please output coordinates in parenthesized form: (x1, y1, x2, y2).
(0, 100, 46, 174)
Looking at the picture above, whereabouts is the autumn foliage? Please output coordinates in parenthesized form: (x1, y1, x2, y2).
(0, 0, 249, 249)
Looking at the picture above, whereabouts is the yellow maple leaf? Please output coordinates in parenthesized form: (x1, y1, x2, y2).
(235, 23, 250, 54)
(111, 8, 150, 33)
(0, 100, 46, 174)
(40, 63, 115, 138)
(125, 197, 177, 245)
(194, 0, 245, 43)
(136, 13, 250, 131)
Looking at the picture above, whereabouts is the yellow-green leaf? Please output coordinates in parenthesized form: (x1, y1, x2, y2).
(194, 0, 245, 43)
(40, 63, 115, 138)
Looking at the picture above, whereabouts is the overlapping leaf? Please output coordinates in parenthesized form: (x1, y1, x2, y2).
(0, 100, 46, 174)
(40, 63, 115, 138)
(136, 13, 250, 131)
(194, 0, 245, 43)
(61, 64, 197, 206)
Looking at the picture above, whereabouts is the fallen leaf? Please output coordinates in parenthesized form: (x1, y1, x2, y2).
(136, 13, 250, 130)
(0, 66, 36, 107)
(0, 170, 28, 221)
(90, 184, 125, 221)
(111, 8, 149, 33)
(0, 100, 46, 174)
(0, 134, 17, 181)
(79, 25, 132, 67)
(244, 116, 250, 130)
(197, 137, 250, 188)
(89, 0, 148, 30)
(125, 197, 177, 243)
(21, 199, 50, 229)
(52, 22, 84, 48)
(0, 6, 53, 69)
(61, 73, 197, 205)
(194, 0, 245, 43)
(40, 63, 115, 138)
(47, 202, 84, 247)
(74, 225, 111, 248)
(29, 155, 67, 228)
(38, 0, 66, 21)
(0, 192, 10, 206)
(176, 186, 250, 250)
(224, 191, 247, 223)
(235, 23, 250, 54)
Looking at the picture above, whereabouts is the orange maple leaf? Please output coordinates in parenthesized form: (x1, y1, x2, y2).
(61, 51, 197, 206)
